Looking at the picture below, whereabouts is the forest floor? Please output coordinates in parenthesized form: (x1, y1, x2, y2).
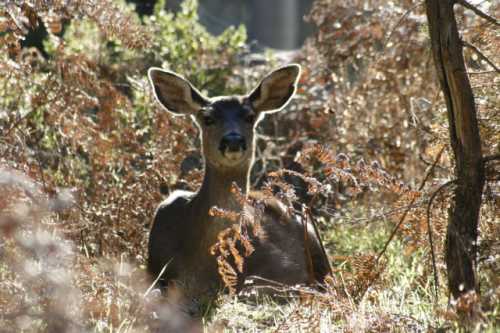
(207, 208, 498, 332)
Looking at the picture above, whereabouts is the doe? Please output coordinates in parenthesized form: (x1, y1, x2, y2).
(147, 64, 329, 306)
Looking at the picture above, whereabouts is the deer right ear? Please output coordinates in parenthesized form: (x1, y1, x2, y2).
(148, 68, 209, 115)
(248, 64, 301, 114)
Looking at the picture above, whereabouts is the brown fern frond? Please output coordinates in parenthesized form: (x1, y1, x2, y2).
(269, 169, 324, 195)
(208, 206, 240, 222)
(261, 177, 298, 206)
(1, 1, 152, 51)
(230, 182, 247, 206)
(210, 221, 256, 294)
(216, 256, 238, 294)
(298, 143, 419, 198)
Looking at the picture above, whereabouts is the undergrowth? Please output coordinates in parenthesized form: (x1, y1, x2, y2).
(0, 0, 498, 332)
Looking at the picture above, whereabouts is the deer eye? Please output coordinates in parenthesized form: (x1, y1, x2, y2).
(203, 115, 215, 126)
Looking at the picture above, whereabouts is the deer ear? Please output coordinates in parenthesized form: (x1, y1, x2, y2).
(248, 64, 301, 114)
(148, 68, 209, 115)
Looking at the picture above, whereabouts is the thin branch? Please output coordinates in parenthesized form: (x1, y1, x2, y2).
(483, 154, 500, 163)
(383, 1, 424, 49)
(360, 146, 445, 302)
(301, 205, 316, 285)
(318, 200, 426, 225)
(3, 110, 37, 137)
(306, 196, 334, 279)
(463, 41, 500, 74)
(426, 179, 457, 300)
(456, 0, 500, 26)
(375, 146, 446, 264)
(420, 147, 447, 189)
(419, 152, 448, 171)
(3, 75, 59, 138)
(468, 70, 497, 75)
(143, 259, 172, 297)
(16, 128, 48, 193)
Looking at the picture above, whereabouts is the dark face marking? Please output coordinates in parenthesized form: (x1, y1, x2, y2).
(195, 97, 258, 169)
(199, 98, 256, 127)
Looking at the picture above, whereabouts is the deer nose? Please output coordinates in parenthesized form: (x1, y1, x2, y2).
(219, 133, 246, 153)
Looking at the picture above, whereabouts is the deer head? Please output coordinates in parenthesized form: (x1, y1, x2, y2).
(148, 64, 301, 172)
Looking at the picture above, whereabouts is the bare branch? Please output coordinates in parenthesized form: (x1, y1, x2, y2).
(468, 70, 497, 75)
(303, 205, 333, 279)
(463, 40, 500, 74)
(356, 159, 439, 302)
(383, 1, 424, 49)
(375, 145, 446, 265)
(483, 154, 500, 163)
(456, 0, 500, 26)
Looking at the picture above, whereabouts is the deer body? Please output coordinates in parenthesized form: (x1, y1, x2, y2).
(147, 65, 329, 306)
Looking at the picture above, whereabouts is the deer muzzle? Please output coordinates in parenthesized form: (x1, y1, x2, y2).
(219, 133, 247, 160)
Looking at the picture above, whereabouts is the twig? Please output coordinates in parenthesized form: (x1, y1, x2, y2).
(462, 41, 500, 73)
(375, 146, 446, 264)
(456, 0, 500, 26)
(308, 191, 334, 278)
(318, 200, 426, 225)
(389, 312, 437, 330)
(426, 179, 456, 300)
(472, 83, 499, 89)
(419, 152, 448, 171)
(3, 110, 37, 137)
(304, 204, 334, 279)
(468, 70, 497, 75)
(383, 2, 424, 49)
(16, 128, 48, 193)
(483, 154, 500, 163)
(356, 147, 447, 302)
(143, 259, 172, 297)
(301, 205, 316, 285)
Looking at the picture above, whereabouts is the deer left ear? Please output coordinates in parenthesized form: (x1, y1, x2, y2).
(148, 67, 209, 115)
(247, 64, 301, 114)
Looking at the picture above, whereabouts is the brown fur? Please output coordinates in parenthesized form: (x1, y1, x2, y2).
(147, 64, 329, 306)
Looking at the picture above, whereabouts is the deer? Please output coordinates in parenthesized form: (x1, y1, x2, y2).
(147, 64, 329, 313)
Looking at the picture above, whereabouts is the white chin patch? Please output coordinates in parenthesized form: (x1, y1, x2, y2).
(224, 150, 244, 161)
(224, 150, 243, 165)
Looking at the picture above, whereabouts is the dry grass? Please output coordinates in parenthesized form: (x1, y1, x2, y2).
(0, 0, 499, 332)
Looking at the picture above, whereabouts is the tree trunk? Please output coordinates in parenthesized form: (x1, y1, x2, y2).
(425, 0, 485, 298)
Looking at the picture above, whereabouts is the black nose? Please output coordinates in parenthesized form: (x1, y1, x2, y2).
(219, 133, 246, 153)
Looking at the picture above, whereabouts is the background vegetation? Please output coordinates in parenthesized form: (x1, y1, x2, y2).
(0, 0, 498, 331)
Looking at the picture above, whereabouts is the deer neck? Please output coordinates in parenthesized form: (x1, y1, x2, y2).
(191, 160, 251, 256)
(197, 161, 250, 213)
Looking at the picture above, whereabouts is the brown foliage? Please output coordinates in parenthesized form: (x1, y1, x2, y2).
(0, 0, 498, 330)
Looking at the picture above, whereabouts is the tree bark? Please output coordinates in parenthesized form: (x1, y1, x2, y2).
(425, 0, 485, 298)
